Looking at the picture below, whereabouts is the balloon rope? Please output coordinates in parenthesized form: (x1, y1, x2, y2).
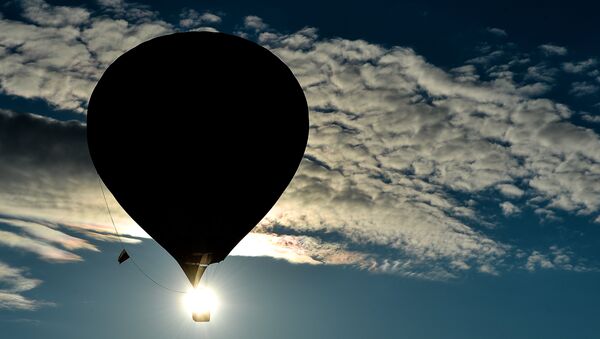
(98, 178, 186, 294)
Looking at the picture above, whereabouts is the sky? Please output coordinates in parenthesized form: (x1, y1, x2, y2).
(1, 0, 600, 338)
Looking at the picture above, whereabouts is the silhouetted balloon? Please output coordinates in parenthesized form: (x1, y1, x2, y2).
(87, 32, 308, 288)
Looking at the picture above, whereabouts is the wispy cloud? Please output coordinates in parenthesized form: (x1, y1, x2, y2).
(232, 233, 323, 265)
(539, 43, 568, 56)
(0, 261, 53, 310)
(0, 106, 145, 305)
(0, 218, 98, 252)
(563, 58, 597, 73)
(570, 81, 599, 97)
(0, 230, 82, 262)
(525, 64, 558, 83)
(582, 114, 600, 123)
(487, 27, 507, 37)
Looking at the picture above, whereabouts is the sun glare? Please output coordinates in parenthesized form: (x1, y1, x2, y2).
(183, 286, 219, 316)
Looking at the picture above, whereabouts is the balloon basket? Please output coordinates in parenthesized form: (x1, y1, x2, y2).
(192, 311, 211, 322)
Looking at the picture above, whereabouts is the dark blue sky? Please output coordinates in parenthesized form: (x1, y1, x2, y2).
(1, 1, 600, 338)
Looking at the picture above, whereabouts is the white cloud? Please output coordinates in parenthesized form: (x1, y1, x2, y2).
(497, 184, 525, 198)
(79, 17, 172, 67)
(526, 251, 554, 271)
(0, 4, 173, 112)
(0, 218, 98, 252)
(96, 0, 159, 22)
(563, 58, 597, 73)
(0, 230, 82, 262)
(0, 261, 53, 310)
(258, 25, 600, 275)
(582, 114, 600, 123)
(244, 15, 267, 31)
(525, 247, 590, 272)
(20, 0, 90, 27)
(450, 65, 480, 82)
(570, 81, 599, 97)
(478, 264, 499, 276)
(97, 0, 124, 7)
(486, 27, 507, 37)
(500, 202, 521, 216)
(525, 64, 558, 82)
(539, 44, 567, 56)
(466, 50, 504, 65)
(231, 232, 368, 266)
(179, 9, 221, 28)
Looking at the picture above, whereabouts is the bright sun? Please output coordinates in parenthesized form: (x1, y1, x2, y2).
(183, 286, 219, 317)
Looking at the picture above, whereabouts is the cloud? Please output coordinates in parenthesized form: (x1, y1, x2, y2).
(500, 202, 521, 216)
(466, 50, 504, 64)
(231, 233, 366, 265)
(0, 107, 143, 305)
(20, 0, 90, 27)
(525, 251, 554, 271)
(1, 4, 600, 280)
(179, 9, 221, 28)
(497, 184, 525, 198)
(0, 109, 146, 238)
(486, 27, 507, 37)
(563, 58, 597, 73)
(569, 81, 599, 97)
(450, 65, 480, 82)
(525, 247, 591, 272)
(582, 114, 600, 123)
(0, 230, 83, 262)
(539, 44, 568, 56)
(0, 261, 53, 310)
(0, 218, 98, 252)
(525, 64, 558, 83)
(256, 21, 600, 276)
(96, 0, 160, 22)
(244, 15, 267, 31)
(0, 4, 173, 112)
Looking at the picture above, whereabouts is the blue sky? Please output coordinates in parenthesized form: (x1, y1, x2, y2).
(1, 0, 600, 338)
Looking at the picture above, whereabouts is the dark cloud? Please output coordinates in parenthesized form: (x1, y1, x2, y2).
(0, 109, 88, 171)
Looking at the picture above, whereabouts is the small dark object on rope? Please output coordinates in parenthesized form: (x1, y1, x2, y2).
(118, 249, 130, 264)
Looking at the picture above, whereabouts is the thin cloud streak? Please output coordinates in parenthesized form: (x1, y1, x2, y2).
(0, 261, 54, 310)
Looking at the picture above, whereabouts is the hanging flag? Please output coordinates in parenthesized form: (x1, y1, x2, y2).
(118, 249, 130, 264)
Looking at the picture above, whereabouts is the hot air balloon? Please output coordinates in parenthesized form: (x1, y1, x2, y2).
(87, 32, 308, 321)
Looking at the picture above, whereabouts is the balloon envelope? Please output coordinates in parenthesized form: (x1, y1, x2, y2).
(87, 32, 308, 286)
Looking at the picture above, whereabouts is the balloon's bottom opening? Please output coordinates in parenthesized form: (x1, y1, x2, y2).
(192, 311, 211, 322)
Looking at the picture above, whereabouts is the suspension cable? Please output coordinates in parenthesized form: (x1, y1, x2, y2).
(98, 177, 186, 294)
